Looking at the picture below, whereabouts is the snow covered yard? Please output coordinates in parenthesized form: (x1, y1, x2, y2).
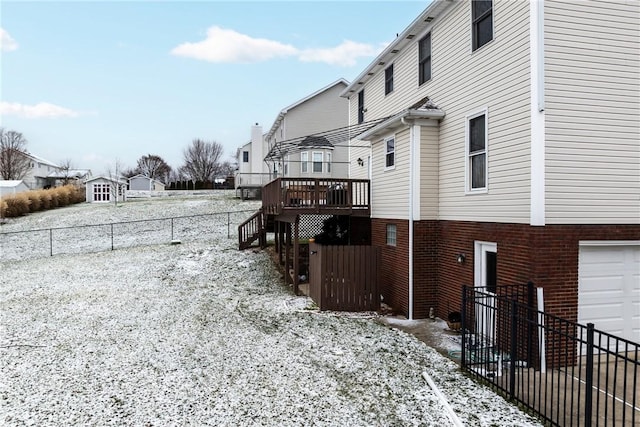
(0, 193, 542, 426)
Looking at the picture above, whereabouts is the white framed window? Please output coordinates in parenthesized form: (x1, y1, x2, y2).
(465, 109, 488, 192)
(242, 151, 249, 162)
(284, 155, 289, 176)
(312, 152, 323, 173)
(418, 33, 431, 85)
(385, 64, 394, 95)
(384, 136, 395, 169)
(386, 224, 397, 246)
(326, 152, 331, 173)
(472, 0, 493, 51)
(301, 151, 308, 173)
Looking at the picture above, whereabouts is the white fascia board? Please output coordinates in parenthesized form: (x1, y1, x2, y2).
(357, 109, 445, 141)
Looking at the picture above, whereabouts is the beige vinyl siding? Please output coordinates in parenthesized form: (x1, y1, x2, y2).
(545, 0, 640, 224)
(354, 0, 532, 223)
(420, 125, 439, 220)
(349, 142, 371, 180)
(371, 129, 410, 219)
(278, 83, 349, 178)
(285, 84, 348, 138)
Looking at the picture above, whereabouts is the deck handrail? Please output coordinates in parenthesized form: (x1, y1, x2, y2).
(261, 177, 370, 216)
(238, 209, 265, 250)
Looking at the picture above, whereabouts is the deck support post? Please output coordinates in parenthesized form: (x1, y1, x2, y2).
(293, 216, 300, 296)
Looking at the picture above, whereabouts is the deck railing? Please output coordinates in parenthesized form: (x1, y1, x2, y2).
(238, 210, 266, 250)
(261, 178, 370, 216)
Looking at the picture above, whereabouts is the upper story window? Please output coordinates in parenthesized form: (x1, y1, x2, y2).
(466, 111, 488, 191)
(385, 64, 394, 95)
(472, 0, 493, 51)
(418, 33, 431, 85)
(242, 151, 249, 162)
(358, 90, 365, 124)
(284, 155, 289, 176)
(301, 151, 309, 173)
(312, 152, 323, 173)
(326, 152, 331, 173)
(385, 136, 395, 169)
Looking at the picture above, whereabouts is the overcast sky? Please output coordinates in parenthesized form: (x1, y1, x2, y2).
(1, 1, 428, 175)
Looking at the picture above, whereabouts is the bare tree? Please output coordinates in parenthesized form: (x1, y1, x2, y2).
(105, 158, 126, 206)
(217, 160, 235, 178)
(0, 128, 31, 180)
(181, 139, 224, 182)
(58, 158, 74, 185)
(136, 154, 171, 183)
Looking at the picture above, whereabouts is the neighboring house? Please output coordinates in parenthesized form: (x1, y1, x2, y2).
(0, 180, 30, 198)
(264, 78, 349, 178)
(236, 78, 351, 197)
(128, 174, 166, 191)
(235, 123, 271, 192)
(22, 153, 63, 189)
(85, 176, 127, 203)
(340, 0, 639, 343)
(46, 169, 92, 187)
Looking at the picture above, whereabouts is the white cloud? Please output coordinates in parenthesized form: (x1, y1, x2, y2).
(0, 102, 82, 118)
(298, 40, 383, 67)
(171, 26, 298, 63)
(0, 28, 18, 52)
(171, 27, 382, 67)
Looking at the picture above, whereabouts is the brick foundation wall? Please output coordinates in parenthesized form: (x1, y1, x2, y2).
(371, 219, 409, 316)
(373, 218, 639, 321)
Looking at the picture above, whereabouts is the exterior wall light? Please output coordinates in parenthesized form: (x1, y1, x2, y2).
(357, 157, 364, 167)
(457, 253, 466, 264)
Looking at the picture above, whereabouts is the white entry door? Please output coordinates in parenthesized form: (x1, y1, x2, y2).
(474, 241, 497, 343)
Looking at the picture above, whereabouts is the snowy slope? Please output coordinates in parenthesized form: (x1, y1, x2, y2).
(0, 193, 541, 426)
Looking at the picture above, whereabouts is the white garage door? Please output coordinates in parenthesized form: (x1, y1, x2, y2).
(578, 243, 640, 344)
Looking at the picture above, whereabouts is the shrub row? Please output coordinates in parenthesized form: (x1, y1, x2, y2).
(0, 185, 86, 218)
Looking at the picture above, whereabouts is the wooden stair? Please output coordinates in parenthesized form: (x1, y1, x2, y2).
(238, 209, 267, 250)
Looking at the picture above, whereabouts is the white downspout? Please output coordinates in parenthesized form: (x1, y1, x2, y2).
(403, 116, 414, 320)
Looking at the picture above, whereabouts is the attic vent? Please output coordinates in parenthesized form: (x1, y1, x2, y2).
(391, 49, 399, 53)
(358, 81, 364, 85)
(378, 61, 385, 66)
(425, 16, 434, 22)
(406, 34, 415, 40)
(367, 72, 374, 76)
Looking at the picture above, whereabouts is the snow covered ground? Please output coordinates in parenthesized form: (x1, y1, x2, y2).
(0, 192, 542, 426)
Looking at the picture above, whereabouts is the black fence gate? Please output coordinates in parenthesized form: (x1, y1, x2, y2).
(462, 283, 639, 427)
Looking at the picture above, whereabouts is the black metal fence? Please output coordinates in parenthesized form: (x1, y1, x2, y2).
(0, 210, 256, 261)
(462, 284, 639, 427)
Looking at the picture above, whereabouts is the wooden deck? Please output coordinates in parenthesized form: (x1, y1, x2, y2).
(261, 178, 370, 217)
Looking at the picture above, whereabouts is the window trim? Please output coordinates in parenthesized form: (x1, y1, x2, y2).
(418, 32, 432, 85)
(326, 151, 331, 174)
(384, 63, 394, 95)
(301, 151, 309, 173)
(386, 223, 397, 247)
(242, 151, 249, 163)
(465, 108, 489, 194)
(472, 0, 494, 52)
(384, 135, 396, 171)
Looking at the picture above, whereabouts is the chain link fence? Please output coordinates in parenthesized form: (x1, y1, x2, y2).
(0, 210, 256, 262)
